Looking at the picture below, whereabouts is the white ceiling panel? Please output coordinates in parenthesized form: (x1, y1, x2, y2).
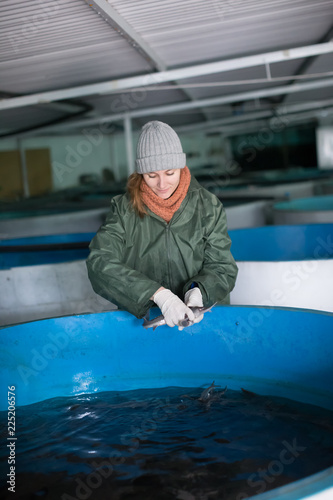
(1, 0, 333, 135)
(0, 0, 153, 94)
(108, 0, 333, 66)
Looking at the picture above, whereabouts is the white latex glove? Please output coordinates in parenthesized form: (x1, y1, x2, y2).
(153, 289, 195, 329)
(183, 287, 204, 327)
(184, 287, 203, 308)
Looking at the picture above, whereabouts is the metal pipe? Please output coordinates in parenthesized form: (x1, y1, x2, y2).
(1, 42, 333, 110)
(124, 115, 135, 176)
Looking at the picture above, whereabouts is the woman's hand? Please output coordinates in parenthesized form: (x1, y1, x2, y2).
(153, 289, 194, 329)
(183, 287, 204, 326)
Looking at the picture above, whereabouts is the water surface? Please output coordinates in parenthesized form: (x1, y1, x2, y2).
(1, 386, 332, 499)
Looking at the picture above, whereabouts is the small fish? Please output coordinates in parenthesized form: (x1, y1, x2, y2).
(181, 382, 227, 404)
(143, 303, 215, 331)
(241, 387, 258, 398)
(199, 381, 223, 401)
(69, 404, 81, 411)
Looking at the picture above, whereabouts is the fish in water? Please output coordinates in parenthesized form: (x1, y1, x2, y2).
(199, 381, 227, 402)
(143, 304, 216, 331)
(181, 380, 228, 403)
(241, 387, 258, 398)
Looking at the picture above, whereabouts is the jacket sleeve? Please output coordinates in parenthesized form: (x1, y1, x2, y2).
(86, 199, 161, 318)
(183, 200, 238, 306)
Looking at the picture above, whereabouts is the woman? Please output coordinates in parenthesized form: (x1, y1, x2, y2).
(86, 121, 238, 329)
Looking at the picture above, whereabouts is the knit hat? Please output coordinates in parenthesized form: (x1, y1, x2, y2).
(136, 121, 186, 174)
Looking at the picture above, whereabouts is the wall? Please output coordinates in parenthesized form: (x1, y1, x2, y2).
(0, 135, 115, 190)
(0, 130, 229, 192)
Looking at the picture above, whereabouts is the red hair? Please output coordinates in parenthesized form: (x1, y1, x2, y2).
(126, 173, 147, 218)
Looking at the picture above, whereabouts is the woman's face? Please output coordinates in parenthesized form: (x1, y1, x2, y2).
(143, 169, 181, 199)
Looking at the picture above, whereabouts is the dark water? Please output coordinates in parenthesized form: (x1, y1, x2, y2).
(0, 387, 333, 500)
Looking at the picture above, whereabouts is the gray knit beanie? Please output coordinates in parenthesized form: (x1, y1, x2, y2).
(136, 121, 186, 174)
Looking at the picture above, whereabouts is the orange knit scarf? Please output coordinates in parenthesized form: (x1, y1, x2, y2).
(140, 166, 191, 223)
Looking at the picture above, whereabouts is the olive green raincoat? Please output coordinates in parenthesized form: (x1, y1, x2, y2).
(86, 177, 238, 318)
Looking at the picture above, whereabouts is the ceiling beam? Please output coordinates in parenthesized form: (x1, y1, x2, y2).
(174, 98, 333, 133)
(177, 108, 333, 139)
(277, 24, 333, 106)
(87, 1, 208, 124)
(86, 0, 166, 71)
(1, 42, 333, 111)
(36, 77, 333, 134)
(222, 108, 333, 137)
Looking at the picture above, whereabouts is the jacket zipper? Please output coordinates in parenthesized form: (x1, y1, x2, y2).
(165, 224, 173, 291)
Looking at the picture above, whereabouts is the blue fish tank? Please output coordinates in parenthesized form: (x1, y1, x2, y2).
(0, 305, 332, 499)
(272, 195, 333, 225)
(229, 224, 333, 313)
